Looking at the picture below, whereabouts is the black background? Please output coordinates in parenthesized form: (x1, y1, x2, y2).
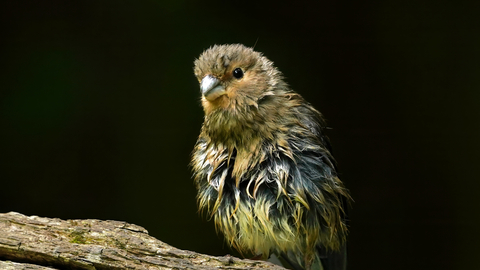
(1, 1, 479, 269)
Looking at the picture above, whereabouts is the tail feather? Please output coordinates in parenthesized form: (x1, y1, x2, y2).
(318, 244, 347, 270)
(278, 244, 347, 270)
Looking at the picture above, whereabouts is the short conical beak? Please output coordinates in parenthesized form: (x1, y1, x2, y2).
(200, 75, 226, 101)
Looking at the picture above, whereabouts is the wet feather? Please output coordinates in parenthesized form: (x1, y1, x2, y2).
(191, 44, 351, 270)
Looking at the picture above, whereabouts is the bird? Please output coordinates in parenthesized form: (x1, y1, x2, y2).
(191, 44, 351, 270)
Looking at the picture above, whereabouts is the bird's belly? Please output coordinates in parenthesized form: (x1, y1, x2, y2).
(215, 194, 300, 257)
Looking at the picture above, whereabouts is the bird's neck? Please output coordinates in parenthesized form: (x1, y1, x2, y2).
(203, 107, 272, 148)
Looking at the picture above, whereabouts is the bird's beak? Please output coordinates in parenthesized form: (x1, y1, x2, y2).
(200, 75, 226, 101)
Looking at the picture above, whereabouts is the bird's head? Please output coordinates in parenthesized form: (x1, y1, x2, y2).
(194, 44, 286, 115)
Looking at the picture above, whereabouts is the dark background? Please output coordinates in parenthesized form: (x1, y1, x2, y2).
(1, 1, 479, 269)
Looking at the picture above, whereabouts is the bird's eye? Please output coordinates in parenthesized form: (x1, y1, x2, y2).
(232, 68, 244, 79)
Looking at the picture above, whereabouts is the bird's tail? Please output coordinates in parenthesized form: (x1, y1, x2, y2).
(318, 244, 347, 270)
(278, 244, 347, 270)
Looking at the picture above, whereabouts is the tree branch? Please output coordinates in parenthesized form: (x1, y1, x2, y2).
(0, 212, 284, 270)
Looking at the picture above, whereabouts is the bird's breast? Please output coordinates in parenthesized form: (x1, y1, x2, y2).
(194, 139, 302, 255)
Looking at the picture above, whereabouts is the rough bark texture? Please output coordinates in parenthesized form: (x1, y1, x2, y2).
(0, 212, 285, 270)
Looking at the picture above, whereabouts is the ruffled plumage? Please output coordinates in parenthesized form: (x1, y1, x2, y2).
(191, 44, 351, 270)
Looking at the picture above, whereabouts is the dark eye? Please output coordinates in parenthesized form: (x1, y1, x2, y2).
(232, 68, 244, 79)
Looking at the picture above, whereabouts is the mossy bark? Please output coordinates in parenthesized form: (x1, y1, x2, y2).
(0, 212, 284, 270)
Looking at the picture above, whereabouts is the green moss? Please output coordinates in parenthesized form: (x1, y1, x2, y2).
(114, 239, 126, 249)
(69, 231, 87, 244)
